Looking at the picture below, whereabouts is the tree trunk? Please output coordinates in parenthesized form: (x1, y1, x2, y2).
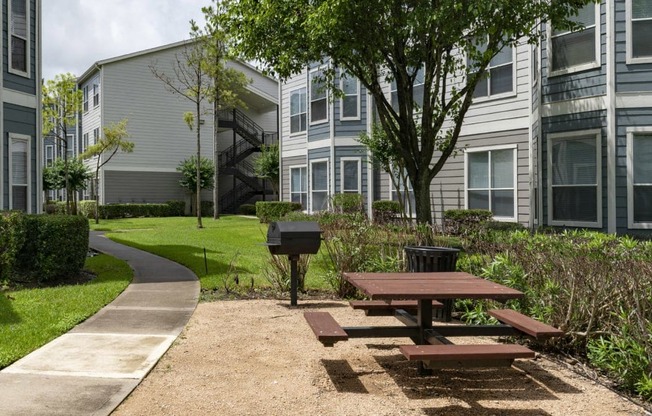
(413, 174, 433, 225)
(196, 101, 203, 229)
(213, 100, 220, 220)
(94, 171, 100, 224)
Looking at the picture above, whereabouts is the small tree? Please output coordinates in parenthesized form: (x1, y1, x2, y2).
(42, 73, 83, 214)
(253, 143, 279, 198)
(80, 119, 134, 223)
(177, 156, 215, 215)
(48, 158, 92, 212)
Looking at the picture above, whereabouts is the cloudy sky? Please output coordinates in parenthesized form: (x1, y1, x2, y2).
(42, 0, 209, 80)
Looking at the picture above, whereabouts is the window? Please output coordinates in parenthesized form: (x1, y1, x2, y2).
(310, 69, 328, 124)
(290, 166, 307, 210)
(83, 86, 89, 112)
(289, 88, 307, 134)
(83, 133, 89, 152)
(390, 67, 425, 111)
(628, 0, 652, 62)
(10, 135, 29, 212)
(340, 75, 359, 120)
(341, 158, 361, 193)
(93, 82, 100, 107)
(466, 147, 516, 219)
(469, 42, 514, 99)
(550, 4, 599, 74)
(93, 128, 100, 146)
(9, 0, 28, 76)
(66, 134, 75, 159)
(627, 131, 652, 228)
(310, 160, 329, 211)
(45, 145, 54, 166)
(548, 130, 601, 227)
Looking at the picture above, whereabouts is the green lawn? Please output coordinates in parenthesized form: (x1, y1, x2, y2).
(0, 254, 132, 369)
(91, 216, 331, 291)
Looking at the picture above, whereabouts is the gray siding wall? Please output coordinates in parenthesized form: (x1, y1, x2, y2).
(3, 0, 37, 94)
(333, 146, 368, 197)
(614, 1, 652, 92)
(281, 155, 306, 202)
(430, 128, 531, 226)
(541, 110, 608, 229)
(104, 170, 186, 204)
(540, 2, 607, 103)
(3, 103, 37, 211)
(333, 82, 367, 137)
(615, 108, 652, 234)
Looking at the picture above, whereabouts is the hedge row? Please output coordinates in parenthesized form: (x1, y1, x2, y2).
(64, 201, 186, 219)
(0, 212, 89, 284)
(256, 201, 302, 223)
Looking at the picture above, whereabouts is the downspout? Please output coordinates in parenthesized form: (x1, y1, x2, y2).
(606, 0, 616, 233)
(330, 64, 335, 204)
(366, 90, 374, 219)
(35, 0, 42, 213)
(277, 80, 283, 201)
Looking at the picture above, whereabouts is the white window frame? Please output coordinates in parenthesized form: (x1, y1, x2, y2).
(8, 0, 30, 78)
(339, 75, 360, 121)
(626, 0, 652, 64)
(289, 87, 307, 135)
(548, 3, 601, 77)
(468, 44, 518, 103)
(93, 127, 100, 146)
(627, 127, 652, 229)
(464, 144, 518, 222)
(309, 68, 328, 125)
(93, 82, 100, 107)
(547, 129, 602, 228)
(309, 158, 330, 212)
(289, 165, 308, 210)
(83, 86, 89, 113)
(9, 133, 31, 212)
(45, 144, 54, 166)
(340, 157, 361, 194)
(83, 133, 89, 152)
(66, 134, 75, 158)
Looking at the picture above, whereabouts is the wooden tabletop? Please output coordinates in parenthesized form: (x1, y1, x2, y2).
(343, 271, 523, 300)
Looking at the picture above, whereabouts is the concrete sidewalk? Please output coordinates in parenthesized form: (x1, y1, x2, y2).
(0, 231, 200, 416)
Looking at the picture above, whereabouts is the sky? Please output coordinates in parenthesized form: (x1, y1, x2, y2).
(42, 0, 210, 80)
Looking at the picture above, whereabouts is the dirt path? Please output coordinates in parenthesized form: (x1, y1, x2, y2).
(113, 300, 647, 416)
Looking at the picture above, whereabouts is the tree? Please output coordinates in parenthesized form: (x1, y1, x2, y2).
(80, 119, 134, 224)
(151, 39, 211, 229)
(253, 143, 279, 198)
(177, 156, 215, 215)
(221, 0, 594, 224)
(197, 3, 251, 219)
(42, 73, 83, 214)
(45, 158, 92, 212)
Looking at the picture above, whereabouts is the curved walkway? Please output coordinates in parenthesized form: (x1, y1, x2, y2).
(0, 231, 200, 416)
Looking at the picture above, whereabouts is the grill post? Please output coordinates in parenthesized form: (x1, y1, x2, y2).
(289, 254, 299, 307)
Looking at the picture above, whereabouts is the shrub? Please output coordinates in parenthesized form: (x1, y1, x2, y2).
(262, 253, 311, 293)
(443, 209, 493, 235)
(78, 200, 97, 219)
(372, 200, 401, 224)
(239, 204, 257, 216)
(12, 215, 89, 284)
(200, 200, 213, 217)
(44, 201, 66, 215)
(0, 212, 26, 282)
(255, 201, 302, 223)
(166, 200, 186, 216)
(331, 193, 364, 214)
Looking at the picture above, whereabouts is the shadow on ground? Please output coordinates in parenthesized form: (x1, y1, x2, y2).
(0, 294, 20, 325)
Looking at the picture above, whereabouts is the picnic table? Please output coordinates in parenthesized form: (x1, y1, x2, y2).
(305, 271, 563, 375)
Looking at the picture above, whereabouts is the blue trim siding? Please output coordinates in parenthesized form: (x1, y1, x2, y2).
(540, 2, 607, 103)
(4, 103, 37, 212)
(541, 110, 608, 230)
(614, 1, 652, 93)
(3, 0, 38, 94)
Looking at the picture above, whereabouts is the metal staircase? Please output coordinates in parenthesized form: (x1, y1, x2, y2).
(217, 108, 277, 214)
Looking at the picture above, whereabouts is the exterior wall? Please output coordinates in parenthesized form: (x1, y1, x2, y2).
(3, 0, 37, 95)
(280, 69, 307, 157)
(103, 170, 185, 204)
(281, 155, 306, 204)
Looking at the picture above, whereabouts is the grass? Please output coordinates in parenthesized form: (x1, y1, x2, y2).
(91, 216, 331, 291)
(0, 254, 133, 369)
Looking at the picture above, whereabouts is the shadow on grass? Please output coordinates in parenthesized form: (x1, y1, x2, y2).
(0, 293, 20, 325)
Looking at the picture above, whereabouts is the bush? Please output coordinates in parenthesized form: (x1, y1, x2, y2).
(0, 212, 26, 282)
(166, 200, 186, 216)
(239, 204, 256, 216)
(78, 200, 97, 219)
(372, 200, 401, 224)
(44, 201, 66, 215)
(255, 201, 302, 223)
(200, 200, 213, 217)
(443, 209, 493, 235)
(331, 193, 364, 214)
(12, 215, 89, 284)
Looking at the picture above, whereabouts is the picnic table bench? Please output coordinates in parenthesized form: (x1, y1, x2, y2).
(304, 272, 564, 374)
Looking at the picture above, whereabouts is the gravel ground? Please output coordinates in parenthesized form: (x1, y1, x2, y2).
(113, 299, 649, 416)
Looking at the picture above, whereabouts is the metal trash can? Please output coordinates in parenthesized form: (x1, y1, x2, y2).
(265, 221, 322, 306)
(404, 245, 460, 321)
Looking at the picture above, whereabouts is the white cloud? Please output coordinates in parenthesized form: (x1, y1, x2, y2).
(42, 0, 208, 80)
